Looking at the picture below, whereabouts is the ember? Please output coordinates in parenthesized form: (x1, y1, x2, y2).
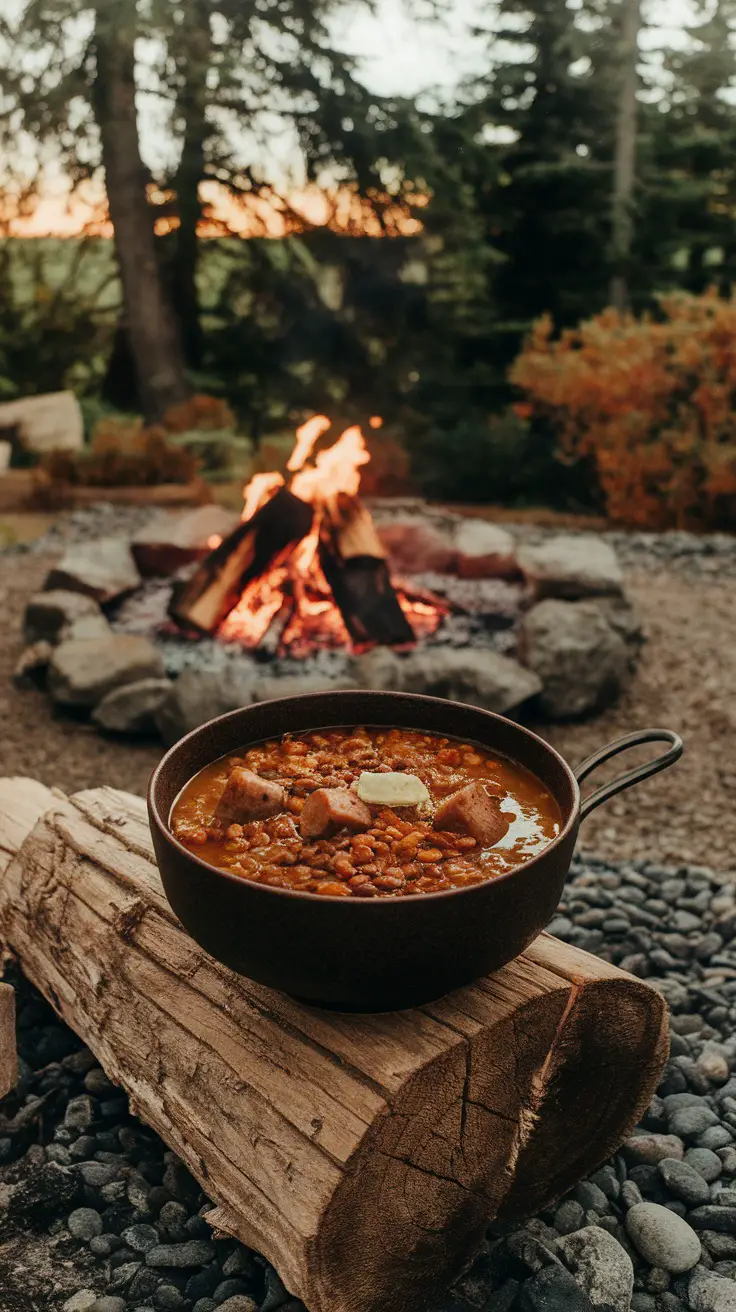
(169, 417, 445, 655)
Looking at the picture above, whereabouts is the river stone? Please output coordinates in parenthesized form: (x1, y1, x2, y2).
(557, 1225, 634, 1312)
(518, 535, 623, 600)
(23, 589, 102, 644)
(688, 1267, 736, 1312)
(45, 537, 141, 603)
(67, 1206, 103, 1239)
(154, 666, 260, 745)
(519, 599, 629, 718)
(131, 505, 240, 578)
(146, 1240, 217, 1268)
(48, 636, 165, 708)
(658, 1158, 710, 1206)
(453, 520, 518, 578)
(668, 1106, 720, 1139)
(519, 1264, 596, 1312)
(93, 678, 173, 735)
(62, 1295, 98, 1312)
(685, 1149, 723, 1183)
(625, 1202, 702, 1273)
(353, 645, 542, 715)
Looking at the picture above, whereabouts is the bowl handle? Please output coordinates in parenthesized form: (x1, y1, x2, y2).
(574, 729, 683, 822)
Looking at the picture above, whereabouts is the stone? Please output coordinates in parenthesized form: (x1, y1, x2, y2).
(354, 645, 542, 715)
(520, 1265, 596, 1312)
(90, 1301, 127, 1312)
(8, 1161, 82, 1228)
(154, 666, 261, 746)
(625, 1203, 701, 1273)
(217, 1300, 259, 1312)
(555, 1200, 585, 1235)
(48, 636, 165, 708)
(23, 590, 102, 644)
(685, 1149, 723, 1184)
(590, 595, 644, 664)
(13, 640, 53, 688)
(688, 1206, 736, 1233)
(624, 1136, 686, 1167)
(146, 1240, 217, 1268)
(154, 1287, 188, 1310)
(453, 519, 518, 578)
(557, 1225, 634, 1312)
(688, 1267, 736, 1312)
(252, 672, 358, 705)
(0, 390, 83, 453)
(65, 1094, 94, 1129)
(376, 519, 459, 574)
(519, 599, 629, 719)
(62, 1293, 98, 1312)
(518, 535, 623, 600)
(703, 1233, 736, 1259)
(122, 1223, 160, 1253)
(132, 505, 240, 577)
(68, 1206, 104, 1239)
(698, 1051, 731, 1086)
(45, 537, 141, 603)
(63, 614, 113, 643)
(92, 678, 173, 735)
(658, 1159, 710, 1206)
(668, 1107, 720, 1139)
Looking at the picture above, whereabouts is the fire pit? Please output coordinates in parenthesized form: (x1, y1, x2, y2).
(14, 417, 643, 742)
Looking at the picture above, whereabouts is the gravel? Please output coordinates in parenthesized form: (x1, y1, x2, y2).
(2, 852, 736, 1311)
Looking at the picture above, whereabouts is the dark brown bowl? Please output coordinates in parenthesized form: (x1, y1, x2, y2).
(148, 690, 682, 1011)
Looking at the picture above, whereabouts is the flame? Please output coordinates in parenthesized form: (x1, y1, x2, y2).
(287, 414, 332, 472)
(215, 414, 443, 655)
(369, 415, 384, 429)
(241, 471, 284, 522)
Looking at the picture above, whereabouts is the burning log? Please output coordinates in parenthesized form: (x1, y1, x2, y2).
(319, 495, 416, 646)
(0, 777, 668, 1312)
(168, 486, 313, 634)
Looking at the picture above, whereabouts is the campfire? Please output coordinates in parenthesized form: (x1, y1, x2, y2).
(169, 416, 445, 657)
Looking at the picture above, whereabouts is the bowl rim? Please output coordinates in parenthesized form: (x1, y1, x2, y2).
(148, 690, 582, 907)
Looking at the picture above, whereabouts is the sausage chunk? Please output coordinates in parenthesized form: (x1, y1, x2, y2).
(435, 782, 510, 848)
(300, 788, 372, 840)
(216, 768, 285, 823)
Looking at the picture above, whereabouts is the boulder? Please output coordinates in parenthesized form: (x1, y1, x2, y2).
(131, 505, 240, 578)
(557, 1226, 634, 1312)
(453, 520, 518, 579)
(376, 520, 458, 575)
(23, 590, 103, 645)
(92, 678, 173, 735)
(154, 666, 260, 746)
(519, 599, 629, 719)
(354, 646, 542, 716)
(48, 636, 165, 708)
(45, 538, 141, 604)
(518, 535, 623, 600)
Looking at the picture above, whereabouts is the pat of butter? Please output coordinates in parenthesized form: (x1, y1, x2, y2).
(356, 772, 431, 808)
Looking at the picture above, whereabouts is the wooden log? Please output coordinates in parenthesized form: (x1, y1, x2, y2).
(319, 494, 416, 646)
(0, 983, 17, 1099)
(169, 486, 314, 634)
(0, 777, 668, 1312)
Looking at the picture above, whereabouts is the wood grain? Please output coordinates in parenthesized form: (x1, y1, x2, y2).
(0, 777, 669, 1312)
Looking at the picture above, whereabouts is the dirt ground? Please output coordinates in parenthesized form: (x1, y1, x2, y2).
(0, 554, 734, 872)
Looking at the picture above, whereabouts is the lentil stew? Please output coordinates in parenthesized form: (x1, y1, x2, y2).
(171, 726, 562, 898)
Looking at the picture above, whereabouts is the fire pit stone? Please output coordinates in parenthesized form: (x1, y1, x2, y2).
(48, 634, 166, 708)
(353, 645, 542, 715)
(44, 536, 141, 604)
(131, 504, 240, 578)
(519, 598, 630, 718)
(518, 534, 624, 600)
(452, 519, 518, 578)
(92, 677, 175, 735)
(23, 589, 103, 645)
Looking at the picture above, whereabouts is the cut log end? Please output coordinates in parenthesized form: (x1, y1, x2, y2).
(0, 982, 17, 1099)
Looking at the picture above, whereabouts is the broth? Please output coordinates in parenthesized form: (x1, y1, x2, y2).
(170, 726, 562, 898)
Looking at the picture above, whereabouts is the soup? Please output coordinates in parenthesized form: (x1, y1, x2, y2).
(170, 726, 562, 898)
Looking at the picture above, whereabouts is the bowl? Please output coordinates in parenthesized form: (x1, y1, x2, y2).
(148, 690, 682, 1011)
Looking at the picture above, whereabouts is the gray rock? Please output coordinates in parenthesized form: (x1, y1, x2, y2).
(146, 1240, 217, 1268)
(625, 1202, 701, 1273)
(67, 1206, 103, 1239)
(122, 1223, 160, 1253)
(555, 1200, 585, 1235)
(62, 1293, 98, 1312)
(702, 1232, 736, 1258)
(45, 537, 141, 603)
(518, 535, 623, 600)
(65, 1094, 94, 1130)
(63, 614, 113, 643)
(154, 1287, 188, 1310)
(685, 1149, 723, 1183)
(688, 1267, 736, 1312)
(217, 1300, 258, 1312)
(23, 589, 102, 644)
(573, 1181, 610, 1214)
(669, 1107, 720, 1139)
(557, 1225, 633, 1312)
(519, 599, 628, 718)
(49, 635, 165, 708)
(453, 520, 518, 578)
(154, 666, 260, 746)
(90, 1300, 127, 1312)
(354, 645, 542, 715)
(79, 1161, 119, 1187)
(688, 1206, 736, 1233)
(590, 595, 644, 664)
(253, 672, 358, 705)
(519, 1264, 596, 1312)
(659, 1158, 711, 1206)
(699, 1127, 733, 1151)
(624, 1135, 685, 1166)
(92, 678, 172, 735)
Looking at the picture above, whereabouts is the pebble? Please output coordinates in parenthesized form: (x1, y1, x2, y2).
(89, 1300, 127, 1312)
(218, 1301, 259, 1312)
(624, 1135, 685, 1166)
(146, 1239, 217, 1268)
(669, 1108, 720, 1139)
(685, 1150, 724, 1183)
(65, 1095, 95, 1130)
(625, 1203, 702, 1273)
(62, 1295, 98, 1312)
(689, 1206, 736, 1234)
(555, 1201, 585, 1234)
(68, 1207, 104, 1240)
(519, 1265, 596, 1312)
(658, 1159, 711, 1206)
(688, 1266, 736, 1312)
(557, 1226, 633, 1312)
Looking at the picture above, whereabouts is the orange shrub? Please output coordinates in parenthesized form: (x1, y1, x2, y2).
(510, 289, 736, 529)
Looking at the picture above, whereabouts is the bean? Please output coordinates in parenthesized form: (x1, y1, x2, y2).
(315, 882, 351, 897)
(185, 829, 208, 846)
(352, 845, 374, 865)
(348, 873, 371, 888)
(287, 797, 304, 814)
(226, 824, 244, 839)
(374, 874, 404, 890)
(361, 863, 379, 876)
(333, 855, 355, 878)
(437, 748, 461, 766)
(352, 883, 378, 897)
(418, 848, 443, 863)
(455, 836, 478, 850)
(402, 862, 420, 878)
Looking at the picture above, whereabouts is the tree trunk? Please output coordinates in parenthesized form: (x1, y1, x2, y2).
(611, 0, 641, 310)
(93, 2, 190, 423)
(170, 0, 212, 369)
(0, 777, 669, 1312)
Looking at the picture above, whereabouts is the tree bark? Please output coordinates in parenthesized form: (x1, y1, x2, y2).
(170, 0, 212, 369)
(0, 777, 669, 1312)
(611, 0, 641, 310)
(0, 983, 16, 1099)
(93, 2, 190, 422)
